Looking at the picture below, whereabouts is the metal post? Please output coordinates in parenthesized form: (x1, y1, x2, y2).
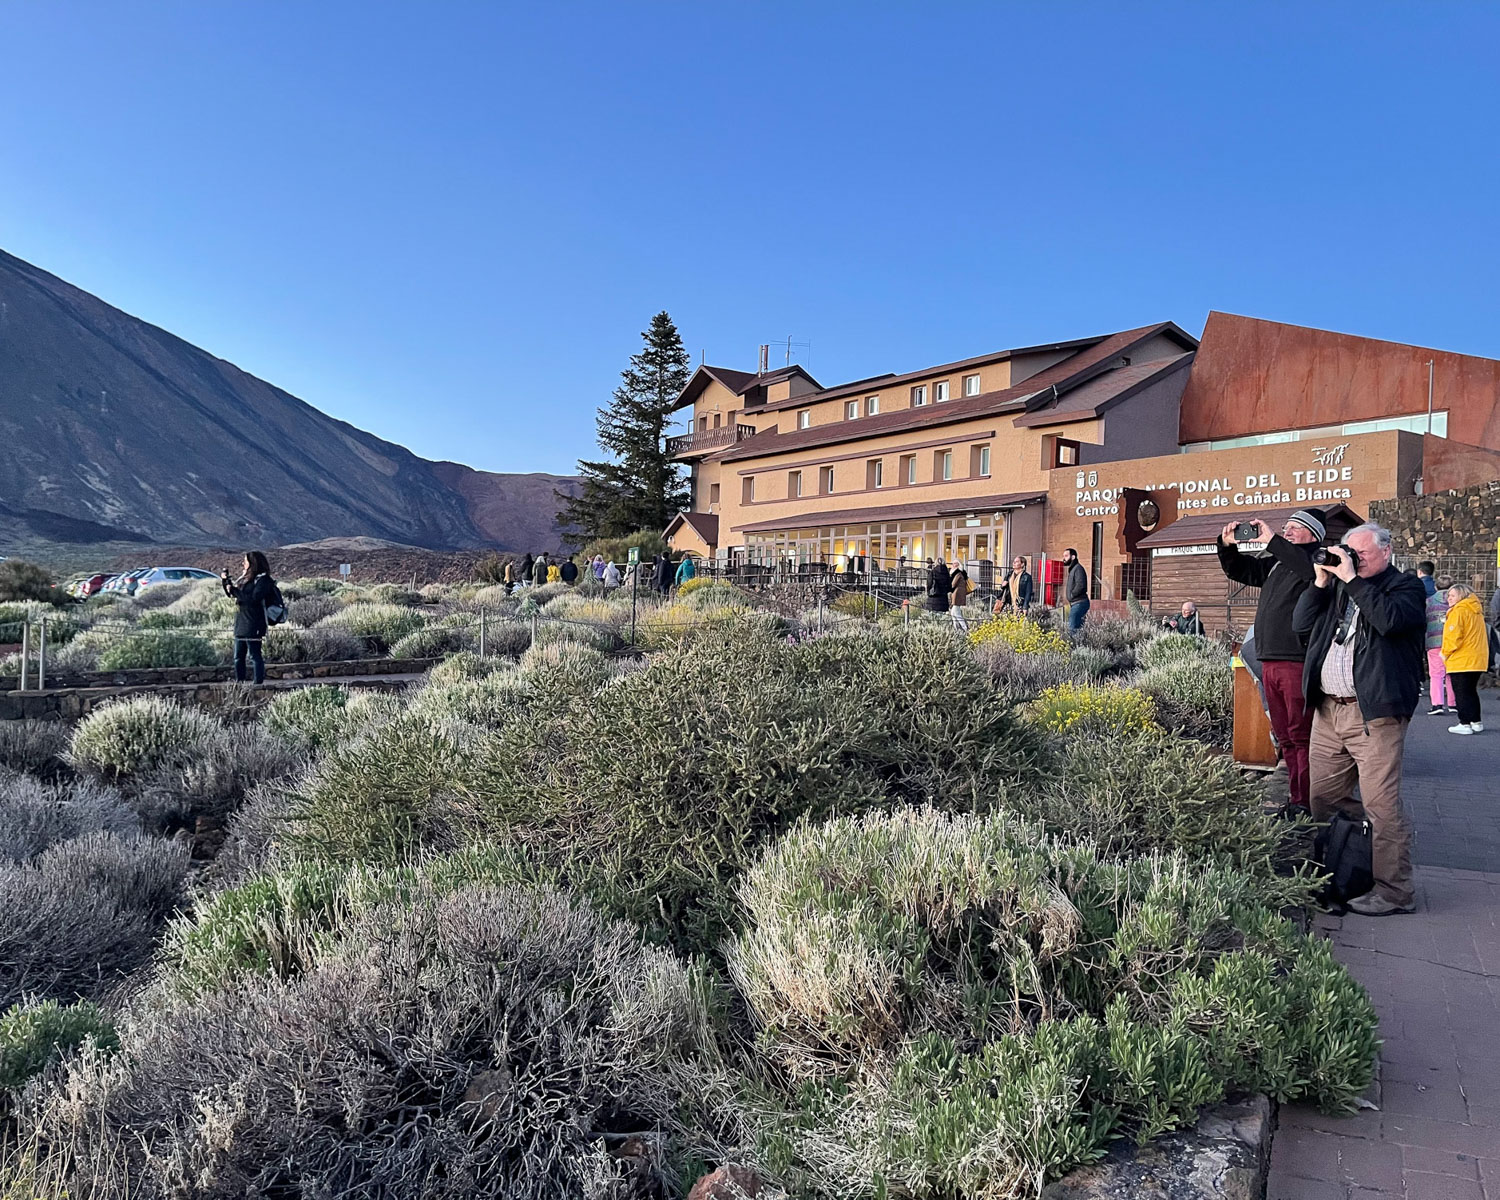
(18, 619, 29, 692)
(817, 593, 824, 633)
(479, 608, 487, 658)
(530, 611, 539, 647)
(1427, 359, 1435, 434)
(37, 617, 46, 691)
(630, 569, 638, 648)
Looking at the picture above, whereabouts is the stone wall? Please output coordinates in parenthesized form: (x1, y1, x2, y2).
(0, 674, 417, 722)
(1371, 480, 1500, 559)
(1, 656, 439, 693)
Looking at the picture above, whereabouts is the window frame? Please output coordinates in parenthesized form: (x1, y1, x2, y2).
(871, 459, 885, 489)
(1055, 438, 1081, 468)
(978, 445, 991, 477)
(941, 450, 953, 481)
(963, 374, 981, 397)
(797, 409, 811, 429)
(866, 395, 879, 416)
(822, 465, 836, 495)
(935, 380, 950, 403)
(788, 470, 802, 498)
(845, 400, 860, 421)
(911, 384, 927, 407)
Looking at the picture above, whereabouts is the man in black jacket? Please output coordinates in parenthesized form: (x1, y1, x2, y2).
(1062, 548, 1089, 630)
(1216, 509, 1322, 811)
(1293, 521, 1426, 916)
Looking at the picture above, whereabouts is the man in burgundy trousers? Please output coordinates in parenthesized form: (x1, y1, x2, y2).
(1216, 509, 1325, 812)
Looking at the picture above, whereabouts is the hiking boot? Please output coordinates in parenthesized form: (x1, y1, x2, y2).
(1347, 892, 1416, 917)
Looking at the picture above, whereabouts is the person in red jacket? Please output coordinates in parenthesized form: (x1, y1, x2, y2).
(1216, 509, 1324, 812)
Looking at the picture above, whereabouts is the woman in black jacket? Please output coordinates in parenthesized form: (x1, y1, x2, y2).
(221, 550, 276, 684)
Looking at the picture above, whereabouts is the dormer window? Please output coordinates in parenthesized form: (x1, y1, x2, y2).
(845, 400, 859, 420)
(963, 374, 981, 396)
(911, 385, 927, 407)
(797, 410, 811, 429)
(935, 381, 950, 403)
(866, 395, 879, 415)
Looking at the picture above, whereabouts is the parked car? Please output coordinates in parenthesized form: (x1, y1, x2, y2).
(103, 568, 149, 595)
(70, 572, 113, 598)
(133, 567, 219, 593)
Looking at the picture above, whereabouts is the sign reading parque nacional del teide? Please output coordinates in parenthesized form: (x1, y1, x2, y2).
(1044, 428, 1423, 545)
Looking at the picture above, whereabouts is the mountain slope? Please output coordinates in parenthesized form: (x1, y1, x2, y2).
(0, 248, 576, 551)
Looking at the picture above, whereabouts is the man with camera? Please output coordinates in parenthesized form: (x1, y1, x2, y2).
(1162, 600, 1206, 636)
(1294, 522, 1426, 916)
(1216, 509, 1324, 812)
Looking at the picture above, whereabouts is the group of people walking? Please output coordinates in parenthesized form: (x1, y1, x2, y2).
(922, 555, 1036, 630)
(1218, 507, 1497, 918)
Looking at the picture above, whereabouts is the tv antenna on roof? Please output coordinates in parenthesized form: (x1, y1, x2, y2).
(758, 336, 811, 373)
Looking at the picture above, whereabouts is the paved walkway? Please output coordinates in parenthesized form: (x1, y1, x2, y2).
(1269, 690, 1500, 1199)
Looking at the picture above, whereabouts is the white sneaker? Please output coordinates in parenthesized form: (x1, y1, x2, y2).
(1449, 723, 1475, 735)
(1473, 723, 1485, 733)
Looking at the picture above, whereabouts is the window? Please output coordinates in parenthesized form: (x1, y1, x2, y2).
(713, 413, 722, 428)
(698, 415, 708, 432)
(788, 470, 802, 498)
(821, 466, 836, 494)
(866, 395, 879, 416)
(971, 444, 991, 477)
(900, 454, 916, 486)
(1055, 438, 1081, 468)
(1090, 522, 1104, 601)
(797, 409, 811, 429)
(845, 400, 860, 420)
(868, 459, 885, 489)
(941, 451, 953, 481)
(935, 380, 950, 403)
(911, 385, 927, 407)
(963, 373, 981, 396)
(741, 477, 755, 504)
(709, 482, 720, 506)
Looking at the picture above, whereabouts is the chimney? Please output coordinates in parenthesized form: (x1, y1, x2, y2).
(758, 344, 770, 374)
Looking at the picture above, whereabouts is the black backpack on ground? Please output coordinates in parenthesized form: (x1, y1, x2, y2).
(1313, 811, 1374, 913)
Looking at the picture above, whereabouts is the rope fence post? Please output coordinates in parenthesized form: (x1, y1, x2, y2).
(18, 619, 29, 692)
(530, 610, 539, 648)
(37, 616, 47, 691)
(479, 608, 487, 659)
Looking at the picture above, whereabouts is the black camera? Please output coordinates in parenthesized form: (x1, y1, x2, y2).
(1313, 545, 1360, 571)
(1233, 521, 1259, 541)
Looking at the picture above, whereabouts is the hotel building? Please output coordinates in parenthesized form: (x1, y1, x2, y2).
(665, 313, 1500, 619)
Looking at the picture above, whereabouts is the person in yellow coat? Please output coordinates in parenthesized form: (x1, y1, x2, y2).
(1441, 583, 1488, 735)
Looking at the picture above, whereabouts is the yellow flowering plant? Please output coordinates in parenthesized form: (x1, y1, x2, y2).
(967, 612, 1069, 656)
(1030, 681, 1157, 735)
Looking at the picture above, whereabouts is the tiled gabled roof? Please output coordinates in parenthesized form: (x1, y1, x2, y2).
(717, 323, 1196, 463)
(664, 510, 720, 546)
(671, 363, 822, 411)
(1011, 353, 1195, 428)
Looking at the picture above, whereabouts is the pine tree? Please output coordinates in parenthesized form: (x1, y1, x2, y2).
(557, 311, 692, 541)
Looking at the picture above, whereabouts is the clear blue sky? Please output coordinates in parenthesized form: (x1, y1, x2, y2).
(2, 3, 1497, 476)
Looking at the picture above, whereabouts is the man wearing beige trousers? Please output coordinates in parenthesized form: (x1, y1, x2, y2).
(1293, 522, 1427, 916)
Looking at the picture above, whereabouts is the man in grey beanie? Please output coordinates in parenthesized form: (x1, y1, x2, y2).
(1216, 508, 1325, 812)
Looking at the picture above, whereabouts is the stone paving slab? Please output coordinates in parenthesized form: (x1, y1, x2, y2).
(1268, 689, 1500, 1199)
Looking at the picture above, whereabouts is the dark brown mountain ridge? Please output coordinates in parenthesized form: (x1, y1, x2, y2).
(0, 248, 576, 553)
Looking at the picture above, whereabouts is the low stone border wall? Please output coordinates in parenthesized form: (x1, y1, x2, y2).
(1, 672, 423, 721)
(1, 656, 439, 692)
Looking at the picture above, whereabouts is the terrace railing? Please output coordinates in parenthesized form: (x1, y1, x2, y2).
(666, 423, 758, 458)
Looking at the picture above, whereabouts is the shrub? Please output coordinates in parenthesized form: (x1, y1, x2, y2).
(131, 725, 305, 833)
(21, 886, 720, 1199)
(70, 696, 226, 778)
(969, 611, 1070, 656)
(637, 602, 784, 650)
(1030, 681, 1157, 735)
(165, 580, 237, 623)
(266, 621, 365, 663)
(1078, 614, 1160, 654)
(528, 581, 572, 605)
(1137, 656, 1236, 746)
(426, 651, 503, 684)
(262, 686, 352, 751)
(516, 640, 613, 689)
(315, 603, 426, 653)
(730, 808, 1377, 1192)
(581, 528, 667, 565)
(0, 831, 189, 1007)
(0, 720, 71, 778)
(285, 576, 343, 596)
(367, 582, 423, 607)
(471, 583, 516, 609)
(476, 618, 530, 658)
(1035, 728, 1293, 884)
(130, 580, 194, 611)
(532, 618, 623, 654)
(1140, 630, 1224, 670)
(0, 999, 118, 1092)
(0, 560, 62, 604)
(0, 775, 137, 863)
(285, 714, 480, 866)
(411, 671, 533, 730)
(135, 609, 188, 630)
(972, 640, 1086, 703)
(46, 628, 113, 672)
(96, 630, 220, 671)
(830, 591, 879, 619)
(165, 846, 547, 995)
(471, 625, 1045, 953)
(287, 592, 340, 625)
(0, 602, 76, 646)
(389, 624, 476, 659)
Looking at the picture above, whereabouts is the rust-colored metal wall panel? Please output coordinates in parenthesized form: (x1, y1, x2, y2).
(1181, 313, 1500, 450)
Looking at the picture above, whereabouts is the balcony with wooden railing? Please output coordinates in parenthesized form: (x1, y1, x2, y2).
(666, 423, 758, 458)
